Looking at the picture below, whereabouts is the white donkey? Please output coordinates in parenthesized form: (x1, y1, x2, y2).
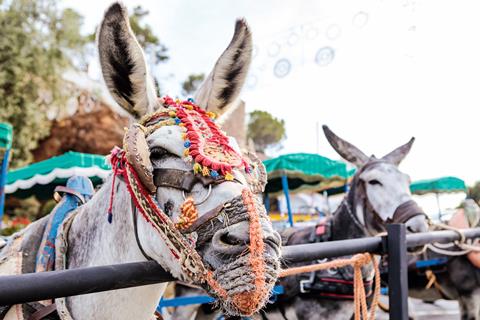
(0, 3, 281, 319)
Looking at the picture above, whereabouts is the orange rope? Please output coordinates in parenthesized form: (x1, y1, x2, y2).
(279, 253, 381, 320)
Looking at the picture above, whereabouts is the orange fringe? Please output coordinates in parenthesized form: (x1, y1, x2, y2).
(231, 189, 268, 315)
(204, 189, 268, 316)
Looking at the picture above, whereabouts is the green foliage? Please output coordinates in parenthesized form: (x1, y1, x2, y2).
(181, 73, 205, 96)
(468, 181, 480, 204)
(0, 0, 87, 167)
(247, 110, 286, 152)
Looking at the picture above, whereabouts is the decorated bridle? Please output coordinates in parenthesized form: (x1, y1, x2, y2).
(107, 97, 270, 315)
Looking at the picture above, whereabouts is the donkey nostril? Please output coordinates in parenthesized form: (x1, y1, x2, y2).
(220, 232, 244, 246)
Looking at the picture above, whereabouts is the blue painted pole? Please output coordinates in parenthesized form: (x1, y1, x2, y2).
(281, 175, 294, 227)
(0, 123, 13, 227)
(0, 149, 10, 227)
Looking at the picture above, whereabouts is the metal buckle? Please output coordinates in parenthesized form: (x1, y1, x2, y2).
(300, 279, 312, 293)
(300, 270, 316, 293)
(182, 184, 212, 205)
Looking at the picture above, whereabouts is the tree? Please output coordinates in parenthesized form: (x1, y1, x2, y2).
(181, 73, 205, 97)
(247, 110, 286, 153)
(0, 0, 87, 167)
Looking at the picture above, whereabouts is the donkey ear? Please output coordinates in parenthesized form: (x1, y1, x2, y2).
(194, 19, 252, 114)
(382, 137, 415, 166)
(322, 125, 369, 167)
(97, 2, 159, 118)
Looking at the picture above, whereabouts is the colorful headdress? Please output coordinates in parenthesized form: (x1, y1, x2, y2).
(142, 96, 250, 181)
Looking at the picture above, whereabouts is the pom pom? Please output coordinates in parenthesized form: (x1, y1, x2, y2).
(168, 110, 176, 117)
(193, 163, 202, 174)
(184, 140, 191, 148)
(202, 166, 210, 176)
(187, 98, 195, 102)
(225, 172, 234, 181)
(206, 111, 216, 119)
(211, 170, 219, 179)
(174, 118, 181, 125)
(183, 148, 190, 156)
(183, 155, 193, 163)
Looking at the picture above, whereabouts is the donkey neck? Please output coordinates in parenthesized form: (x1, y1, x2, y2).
(64, 175, 166, 320)
(66, 175, 145, 267)
(330, 197, 368, 241)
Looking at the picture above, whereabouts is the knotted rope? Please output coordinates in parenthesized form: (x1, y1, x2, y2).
(279, 253, 380, 320)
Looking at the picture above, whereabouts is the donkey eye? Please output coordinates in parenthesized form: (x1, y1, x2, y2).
(368, 179, 382, 186)
(150, 147, 169, 160)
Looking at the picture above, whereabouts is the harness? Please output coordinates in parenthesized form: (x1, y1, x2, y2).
(295, 220, 374, 300)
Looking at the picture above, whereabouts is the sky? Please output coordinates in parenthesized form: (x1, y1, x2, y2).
(63, 0, 479, 213)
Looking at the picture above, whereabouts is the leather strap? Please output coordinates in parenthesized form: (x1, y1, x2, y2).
(153, 169, 200, 192)
(182, 202, 226, 233)
(28, 303, 57, 320)
(153, 168, 242, 192)
(131, 201, 154, 261)
(390, 200, 426, 224)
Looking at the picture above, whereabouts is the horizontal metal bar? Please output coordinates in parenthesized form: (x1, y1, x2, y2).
(0, 227, 479, 306)
(406, 227, 480, 247)
(0, 261, 174, 306)
(281, 236, 383, 263)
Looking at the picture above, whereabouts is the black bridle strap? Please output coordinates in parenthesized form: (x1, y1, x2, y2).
(153, 168, 202, 191)
(131, 201, 154, 261)
(390, 200, 427, 224)
(153, 168, 242, 192)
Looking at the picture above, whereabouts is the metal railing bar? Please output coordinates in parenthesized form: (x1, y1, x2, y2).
(0, 227, 478, 306)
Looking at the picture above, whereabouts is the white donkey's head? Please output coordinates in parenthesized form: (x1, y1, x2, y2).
(98, 3, 281, 316)
(323, 126, 429, 234)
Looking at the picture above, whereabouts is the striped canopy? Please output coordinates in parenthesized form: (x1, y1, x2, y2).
(410, 176, 467, 195)
(6, 151, 111, 199)
(263, 153, 350, 195)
